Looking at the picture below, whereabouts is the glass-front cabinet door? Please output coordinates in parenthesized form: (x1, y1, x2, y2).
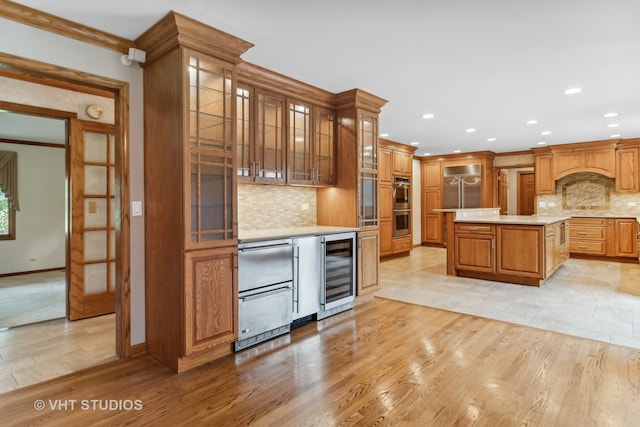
(255, 89, 286, 183)
(359, 112, 378, 228)
(288, 100, 312, 184)
(187, 52, 236, 248)
(314, 107, 335, 186)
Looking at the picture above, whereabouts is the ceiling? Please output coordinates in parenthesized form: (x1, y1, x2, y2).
(12, 0, 640, 156)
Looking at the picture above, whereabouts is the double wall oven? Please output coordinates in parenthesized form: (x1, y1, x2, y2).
(392, 177, 411, 237)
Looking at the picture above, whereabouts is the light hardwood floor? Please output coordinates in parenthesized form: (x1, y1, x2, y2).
(1, 259, 639, 425)
(0, 314, 116, 394)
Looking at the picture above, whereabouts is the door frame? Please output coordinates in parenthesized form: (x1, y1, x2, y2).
(0, 52, 131, 359)
(517, 171, 536, 215)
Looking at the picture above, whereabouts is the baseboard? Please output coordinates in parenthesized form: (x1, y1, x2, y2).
(130, 342, 147, 357)
(0, 267, 65, 278)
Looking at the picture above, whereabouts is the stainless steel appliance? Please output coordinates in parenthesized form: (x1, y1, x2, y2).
(393, 209, 410, 237)
(235, 238, 294, 351)
(292, 236, 321, 322)
(443, 164, 482, 209)
(317, 232, 356, 320)
(393, 177, 411, 210)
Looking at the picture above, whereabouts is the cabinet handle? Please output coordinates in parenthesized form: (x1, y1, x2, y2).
(577, 232, 587, 235)
(492, 238, 494, 249)
(578, 246, 587, 249)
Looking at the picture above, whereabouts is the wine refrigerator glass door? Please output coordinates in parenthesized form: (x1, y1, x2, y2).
(321, 232, 356, 311)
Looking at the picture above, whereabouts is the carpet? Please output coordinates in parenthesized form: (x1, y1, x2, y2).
(0, 270, 66, 329)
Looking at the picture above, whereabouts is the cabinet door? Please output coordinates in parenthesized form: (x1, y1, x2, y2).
(288, 99, 313, 184)
(496, 226, 543, 278)
(535, 154, 555, 194)
(455, 233, 495, 273)
(255, 89, 286, 183)
(359, 112, 378, 228)
(313, 107, 336, 185)
(358, 230, 379, 294)
(615, 219, 638, 258)
(393, 151, 411, 176)
(422, 160, 441, 190)
(379, 220, 393, 257)
(236, 83, 252, 181)
(184, 247, 237, 355)
(187, 54, 236, 248)
(616, 147, 639, 193)
(379, 147, 393, 184)
(422, 190, 443, 244)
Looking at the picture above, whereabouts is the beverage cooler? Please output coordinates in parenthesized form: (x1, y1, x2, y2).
(317, 232, 356, 320)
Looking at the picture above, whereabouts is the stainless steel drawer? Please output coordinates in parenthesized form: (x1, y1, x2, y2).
(238, 284, 293, 341)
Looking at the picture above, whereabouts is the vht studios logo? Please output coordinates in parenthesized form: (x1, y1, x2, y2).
(34, 399, 143, 411)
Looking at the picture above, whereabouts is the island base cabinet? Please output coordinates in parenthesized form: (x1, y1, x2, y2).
(496, 226, 543, 278)
(454, 234, 495, 273)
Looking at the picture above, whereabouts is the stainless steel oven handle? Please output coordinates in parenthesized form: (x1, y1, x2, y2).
(239, 243, 292, 252)
(239, 286, 292, 302)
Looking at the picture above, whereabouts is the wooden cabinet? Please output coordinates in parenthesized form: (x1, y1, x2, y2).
(288, 100, 335, 186)
(614, 218, 638, 258)
(393, 150, 412, 176)
(496, 226, 543, 278)
(317, 89, 387, 295)
(569, 217, 637, 258)
(421, 159, 444, 245)
(454, 224, 495, 273)
(379, 184, 393, 257)
(236, 86, 286, 183)
(553, 140, 616, 179)
(615, 141, 639, 193)
(137, 13, 251, 372)
(532, 148, 555, 195)
(379, 146, 392, 185)
(453, 221, 567, 286)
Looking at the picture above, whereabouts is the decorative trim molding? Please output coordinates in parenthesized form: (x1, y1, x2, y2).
(0, 1, 134, 53)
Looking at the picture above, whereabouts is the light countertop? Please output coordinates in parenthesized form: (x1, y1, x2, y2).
(238, 226, 359, 242)
(455, 215, 571, 225)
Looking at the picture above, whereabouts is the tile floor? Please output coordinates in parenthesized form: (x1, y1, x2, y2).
(377, 246, 640, 350)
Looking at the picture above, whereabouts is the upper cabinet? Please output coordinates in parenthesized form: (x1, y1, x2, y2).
(288, 100, 335, 186)
(553, 140, 616, 179)
(615, 139, 640, 193)
(392, 149, 412, 177)
(236, 85, 286, 183)
(533, 139, 639, 194)
(236, 63, 336, 187)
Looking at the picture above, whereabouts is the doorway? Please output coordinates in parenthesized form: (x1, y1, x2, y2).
(0, 52, 131, 392)
(495, 166, 535, 215)
(517, 171, 536, 215)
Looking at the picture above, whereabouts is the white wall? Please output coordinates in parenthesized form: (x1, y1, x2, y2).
(0, 18, 146, 345)
(0, 142, 65, 273)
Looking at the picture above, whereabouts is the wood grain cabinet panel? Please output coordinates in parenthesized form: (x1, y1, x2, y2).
(553, 142, 616, 179)
(496, 226, 543, 278)
(358, 230, 380, 295)
(614, 219, 638, 258)
(392, 150, 412, 177)
(533, 152, 555, 195)
(421, 160, 444, 244)
(455, 233, 495, 273)
(615, 147, 639, 193)
(379, 147, 392, 184)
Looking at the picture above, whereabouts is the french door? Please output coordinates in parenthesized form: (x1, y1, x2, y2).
(68, 118, 116, 320)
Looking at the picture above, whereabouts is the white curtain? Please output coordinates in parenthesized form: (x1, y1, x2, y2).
(0, 150, 19, 211)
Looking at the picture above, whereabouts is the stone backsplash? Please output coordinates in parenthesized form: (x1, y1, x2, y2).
(238, 184, 317, 230)
(537, 172, 640, 217)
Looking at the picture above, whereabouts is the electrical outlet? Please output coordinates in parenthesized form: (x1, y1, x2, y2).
(628, 201, 637, 207)
(548, 202, 556, 207)
(538, 201, 547, 207)
(301, 203, 309, 211)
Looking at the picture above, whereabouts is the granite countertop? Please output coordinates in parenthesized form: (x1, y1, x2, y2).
(455, 215, 571, 225)
(238, 226, 359, 242)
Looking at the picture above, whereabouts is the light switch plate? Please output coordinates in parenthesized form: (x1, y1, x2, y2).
(132, 201, 143, 217)
(301, 203, 309, 211)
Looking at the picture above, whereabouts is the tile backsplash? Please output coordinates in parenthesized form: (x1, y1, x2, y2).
(238, 185, 317, 230)
(537, 173, 640, 217)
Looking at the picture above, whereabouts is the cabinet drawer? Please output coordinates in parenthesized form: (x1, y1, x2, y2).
(569, 227, 605, 240)
(570, 240, 606, 255)
(393, 237, 412, 253)
(570, 218, 606, 227)
(455, 223, 495, 235)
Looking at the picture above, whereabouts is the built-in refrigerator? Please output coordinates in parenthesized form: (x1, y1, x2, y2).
(443, 164, 482, 209)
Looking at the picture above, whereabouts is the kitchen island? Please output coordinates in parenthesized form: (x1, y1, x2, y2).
(438, 209, 570, 286)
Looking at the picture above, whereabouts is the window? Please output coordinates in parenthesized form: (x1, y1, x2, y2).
(0, 190, 15, 240)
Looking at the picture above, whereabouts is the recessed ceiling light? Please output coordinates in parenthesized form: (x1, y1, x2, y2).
(422, 113, 435, 119)
(453, 149, 462, 153)
(563, 87, 582, 95)
(537, 141, 547, 145)
(423, 152, 432, 156)
(487, 138, 496, 142)
(410, 142, 419, 146)
(465, 128, 476, 133)
(609, 134, 621, 138)
(526, 120, 538, 125)
(607, 123, 620, 128)
(603, 112, 619, 118)
(380, 133, 389, 137)
(541, 131, 551, 136)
